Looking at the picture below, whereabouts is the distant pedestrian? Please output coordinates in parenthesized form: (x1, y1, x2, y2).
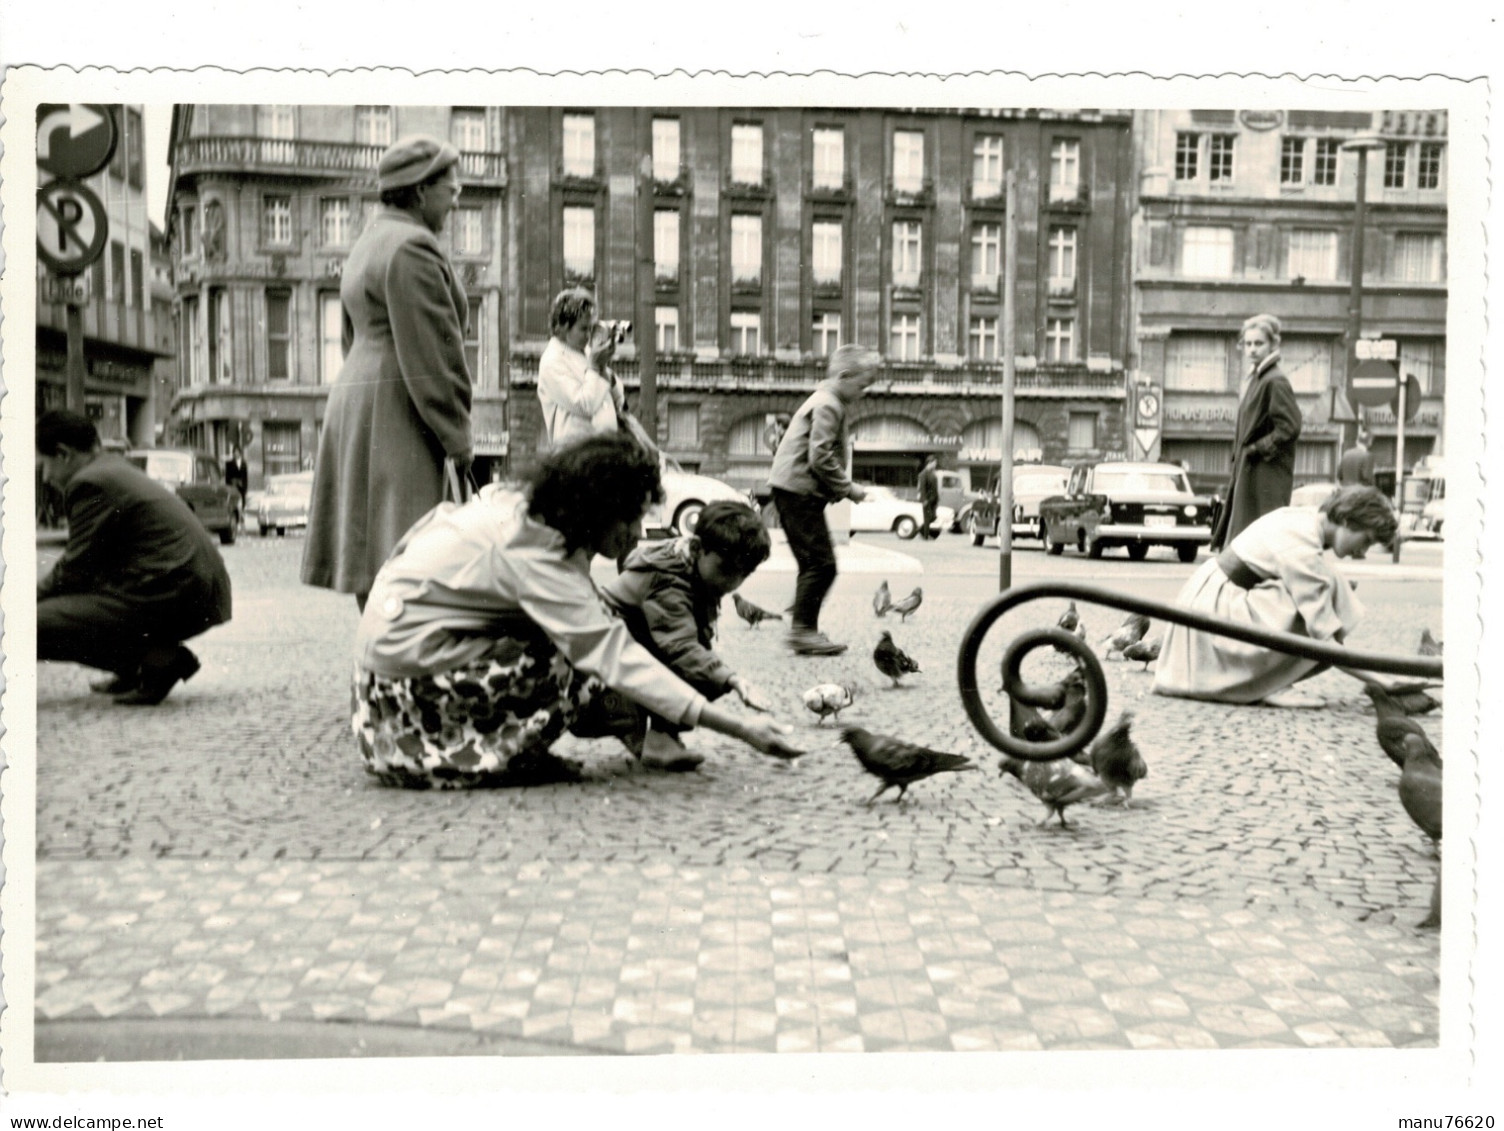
(223, 446, 249, 509)
(768, 343, 881, 656)
(537, 287, 624, 449)
(917, 456, 940, 540)
(37, 410, 233, 706)
(1338, 428, 1376, 487)
(302, 135, 473, 612)
(1209, 314, 1302, 551)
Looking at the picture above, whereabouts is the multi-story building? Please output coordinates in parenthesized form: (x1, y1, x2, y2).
(505, 107, 1136, 493)
(1131, 108, 1448, 489)
(36, 104, 166, 448)
(164, 104, 510, 486)
(148, 221, 179, 441)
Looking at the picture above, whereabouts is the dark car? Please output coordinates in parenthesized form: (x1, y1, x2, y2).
(966, 464, 1072, 546)
(127, 448, 240, 545)
(1039, 461, 1214, 562)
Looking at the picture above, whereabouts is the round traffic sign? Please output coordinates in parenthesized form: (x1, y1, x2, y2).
(36, 104, 119, 180)
(37, 180, 109, 274)
(1348, 358, 1399, 408)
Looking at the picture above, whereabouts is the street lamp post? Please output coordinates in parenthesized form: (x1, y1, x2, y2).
(1340, 133, 1387, 453)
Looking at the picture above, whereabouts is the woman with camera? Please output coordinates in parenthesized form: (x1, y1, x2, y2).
(537, 286, 627, 448)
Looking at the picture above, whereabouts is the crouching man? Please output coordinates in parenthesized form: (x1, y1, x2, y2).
(37, 410, 233, 705)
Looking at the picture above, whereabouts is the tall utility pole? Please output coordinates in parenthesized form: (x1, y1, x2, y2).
(634, 111, 659, 438)
(998, 168, 1018, 591)
(1341, 134, 1385, 454)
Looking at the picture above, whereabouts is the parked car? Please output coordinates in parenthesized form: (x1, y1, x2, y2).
(126, 448, 240, 545)
(1040, 461, 1215, 562)
(966, 464, 1071, 546)
(646, 456, 749, 537)
(256, 470, 315, 536)
(934, 469, 971, 533)
(849, 484, 955, 540)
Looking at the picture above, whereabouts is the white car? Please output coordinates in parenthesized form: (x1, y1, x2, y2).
(647, 456, 749, 536)
(849, 485, 955, 540)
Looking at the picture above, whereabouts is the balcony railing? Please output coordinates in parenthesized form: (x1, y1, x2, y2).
(175, 136, 506, 186)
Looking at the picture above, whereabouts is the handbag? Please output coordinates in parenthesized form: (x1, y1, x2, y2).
(617, 405, 661, 463)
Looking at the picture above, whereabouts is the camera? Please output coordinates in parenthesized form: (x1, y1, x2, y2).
(598, 319, 633, 345)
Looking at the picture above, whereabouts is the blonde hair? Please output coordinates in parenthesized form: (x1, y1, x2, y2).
(1241, 313, 1282, 344)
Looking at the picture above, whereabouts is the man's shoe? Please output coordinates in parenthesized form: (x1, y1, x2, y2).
(638, 728, 704, 772)
(788, 629, 848, 657)
(115, 647, 200, 707)
(90, 673, 138, 695)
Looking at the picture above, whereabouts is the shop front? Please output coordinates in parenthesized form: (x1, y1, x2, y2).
(849, 415, 962, 495)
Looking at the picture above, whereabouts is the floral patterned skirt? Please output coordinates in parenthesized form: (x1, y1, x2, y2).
(352, 630, 640, 789)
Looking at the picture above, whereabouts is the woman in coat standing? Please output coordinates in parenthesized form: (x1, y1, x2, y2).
(1209, 313, 1303, 551)
(302, 135, 473, 610)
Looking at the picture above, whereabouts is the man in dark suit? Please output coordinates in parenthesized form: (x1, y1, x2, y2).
(917, 455, 941, 540)
(37, 410, 233, 706)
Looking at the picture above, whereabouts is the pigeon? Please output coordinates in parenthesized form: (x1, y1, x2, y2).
(1397, 728, 1442, 929)
(873, 580, 893, 618)
(840, 726, 976, 805)
(803, 682, 858, 726)
(1366, 685, 1443, 769)
(1121, 638, 1161, 671)
(1010, 700, 1061, 743)
(1418, 628, 1443, 657)
(873, 631, 921, 688)
(1057, 601, 1081, 634)
(733, 592, 783, 629)
(889, 586, 923, 623)
(999, 755, 1112, 827)
(1072, 710, 1147, 804)
(1102, 613, 1151, 658)
(1046, 667, 1090, 737)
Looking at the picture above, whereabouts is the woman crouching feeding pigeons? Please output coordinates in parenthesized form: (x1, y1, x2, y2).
(351, 433, 804, 788)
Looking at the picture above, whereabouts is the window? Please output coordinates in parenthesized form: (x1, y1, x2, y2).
(129, 249, 144, 307)
(562, 206, 595, 281)
(812, 127, 844, 190)
(970, 316, 999, 361)
(892, 130, 925, 193)
(1174, 132, 1199, 181)
(263, 196, 293, 246)
(320, 293, 344, 384)
(464, 297, 483, 378)
(971, 223, 1001, 287)
(1397, 339, 1444, 396)
(655, 305, 679, 352)
(1417, 143, 1443, 190)
(182, 295, 201, 385)
(652, 118, 680, 181)
(1048, 226, 1077, 280)
(654, 210, 680, 280)
(265, 289, 291, 380)
(452, 207, 484, 255)
(1280, 137, 1305, 184)
(668, 404, 700, 447)
(1313, 138, 1341, 186)
(890, 313, 920, 360)
(1384, 142, 1408, 189)
(892, 220, 922, 286)
(729, 311, 761, 355)
(1394, 232, 1444, 283)
(562, 113, 595, 177)
(1287, 229, 1338, 281)
(321, 198, 351, 246)
(1279, 335, 1332, 394)
(126, 108, 144, 189)
(1067, 411, 1097, 450)
(812, 312, 841, 356)
(110, 241, 125, 303)
(972, 134, 1004, 198)
(209, 288, 231, 384)
(262, 421, 302, 477)
(1050, 138, 1080, 199)
(811, 221, 842, 286)
(180, 206, 197, 256)
(1207, 134, 1235, 182)
(451, 108, 487, 151)
(730, 123, 763, 185)
(1182, 226, 1235, 277)
(259, 105, 296, 139)
(730, 214, 762, 284)
(1046, 317, 1075, 363)
(1165, 333, 1232, 392)
(356, 106, 392, 146)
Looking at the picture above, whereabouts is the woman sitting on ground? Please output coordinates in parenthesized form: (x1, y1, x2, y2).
(352, 433, 803, 787)
(1152, 485, 1399, 708)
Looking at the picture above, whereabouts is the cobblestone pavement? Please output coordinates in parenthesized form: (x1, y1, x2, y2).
(23, 535, 1447, 1058)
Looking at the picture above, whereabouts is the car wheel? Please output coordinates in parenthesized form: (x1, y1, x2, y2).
(1177, 543, 1200, 563)
(258, 524, 270, 537)
(672, 501, 704, 537)
(967, 512, 986, 547)
(894, 515, 919, 540)
(1047, 535, 1065, 555)
(219, 522, 237, 546)
(276, 526, 287, 537)
(1081, 530, 1105, 559)
(1126, 543, 1149, 561)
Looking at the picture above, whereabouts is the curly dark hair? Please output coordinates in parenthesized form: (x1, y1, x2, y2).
(549, 287, 596, 337)
(1321, 484, 1399, 544)
(37, 409, 101, 456)
(693, 500, 771, 576)
(527, 434, 663, 553)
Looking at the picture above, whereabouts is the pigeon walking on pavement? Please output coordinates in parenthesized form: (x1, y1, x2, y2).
(733, 593, 783, 629)
(873, 580, 893, 618)
(1057, 601, 1082, 635)
(1418, 628, 1443, 657)
(873, 631, 921, 688)
(889, 586, 923, 623)
(803, 682, 858, 726)
(1365, 685, 1442, 769)
(1102, 613, 1151, 658)
(1072, 710, 1147, 805)
(998, 755, 1112, 827)
(840, 726, 977, 805)
(1121, 638, 1161, 671)
(1396, 723, 1442, 928)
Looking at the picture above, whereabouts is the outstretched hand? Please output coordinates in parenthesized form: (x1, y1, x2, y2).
(747, 719, 803, 761)
(733, 678, 772, 713)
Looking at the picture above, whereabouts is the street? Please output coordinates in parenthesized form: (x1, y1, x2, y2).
(29, 529, 1444, 1058)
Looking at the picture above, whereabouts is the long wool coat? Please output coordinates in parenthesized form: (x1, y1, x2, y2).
(302, 210, 472, 596)
(1209, 357, 1302, 550)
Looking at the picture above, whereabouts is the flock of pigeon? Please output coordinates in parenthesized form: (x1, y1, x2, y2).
(729, 579, 1443, 928)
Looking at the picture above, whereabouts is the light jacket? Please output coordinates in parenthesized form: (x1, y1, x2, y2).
(537, 336, 620, 447)
(767, 380, 856, 501)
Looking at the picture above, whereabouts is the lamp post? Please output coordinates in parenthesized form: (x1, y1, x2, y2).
(1340, 133, 1387, 454)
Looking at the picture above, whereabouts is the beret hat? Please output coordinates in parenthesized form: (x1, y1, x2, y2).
(377, 134, 461, 191)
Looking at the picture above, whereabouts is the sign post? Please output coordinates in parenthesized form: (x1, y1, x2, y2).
(1391, 377, 1408, 564)
(998, 168, 1017, 591)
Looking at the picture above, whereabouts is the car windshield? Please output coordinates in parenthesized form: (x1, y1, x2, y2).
(131, 451, 193, 485)
(1095, 468, 1190, 494)
(1016, 474, 1067, 494)
(268, 472, 314, 495)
